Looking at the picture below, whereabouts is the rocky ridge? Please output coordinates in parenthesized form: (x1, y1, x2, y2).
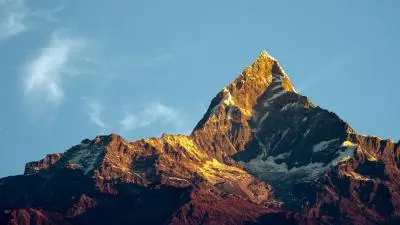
(1, 51, 399, 225)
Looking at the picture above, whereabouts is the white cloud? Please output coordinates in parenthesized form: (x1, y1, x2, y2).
(119, 102, 183, 132)
(30, 4, 66, 23)
(118, 114, 139, 131)
(82, 97, 108, 129)
(0, 0, 65, 39)
(22, 32, 85, 106)
(0, 0, 29, 39)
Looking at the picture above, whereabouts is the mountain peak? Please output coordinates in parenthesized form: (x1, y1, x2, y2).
(2, 50, 399, 225)
(233, 51, 296, 95)
(194, 51, 296, 128)
(259, 50, 277, 61)
(191, 51, 299, 159)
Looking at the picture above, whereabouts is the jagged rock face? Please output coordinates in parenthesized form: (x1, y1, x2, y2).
(3, 132, 279, 225)
(0, 51, 399, 225)
(24, 153, 63, 175)
(304, 136, 400, 224)
(192, 52, 296, 160)
(191, 52, 400, 223)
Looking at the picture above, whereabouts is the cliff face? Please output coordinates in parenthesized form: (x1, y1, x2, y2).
(1, 51, 399, 225)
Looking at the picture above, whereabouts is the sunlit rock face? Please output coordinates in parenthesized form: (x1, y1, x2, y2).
(1, 51, 399, 225)
(192, 51, 297, 160)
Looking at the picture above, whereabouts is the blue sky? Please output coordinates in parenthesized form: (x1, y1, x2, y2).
(0, 0, 399, 177)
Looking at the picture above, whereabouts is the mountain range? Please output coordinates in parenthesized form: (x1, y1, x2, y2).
(1, 51, 399, 225)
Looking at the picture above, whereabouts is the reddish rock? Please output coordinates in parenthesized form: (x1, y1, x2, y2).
(0, 51, 398, 225)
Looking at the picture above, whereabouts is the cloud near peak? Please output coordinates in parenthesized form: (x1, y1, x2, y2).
(81, 97, 109, 129)
(119, 102, 185, 133)
(22, 32, 85, 107)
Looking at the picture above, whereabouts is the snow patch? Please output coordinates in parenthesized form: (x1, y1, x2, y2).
(312, 139, 339, 152)
(252, 112, 269, 132)
(241, 153, 288, 174)
(222, 88, 235, 106)
(268, 90, 286, 102)
(270, 84, 283, 91)
(226, 106, 234, 119)
(288, 162, 326, 181)
(67, 143, 105, 175)
(255, 135, 267, 151)
(83, 147, 103, 175)
(304, 128, 311, 137)
(263, 90, 286, 107)
(210, 88, 237, 115)
(281, 102, 300, 112)
(241, 153, 324, 182)
(331, 146, 356, 166)
(241, 143, 357, 182)
(272, 75, 283, 83)
(259, 112, 269, 125)
(252, 110, 270, 133)
(279, 128, 290, 142)
(80, 142, 91, 148)
(275, 152, 291, 159)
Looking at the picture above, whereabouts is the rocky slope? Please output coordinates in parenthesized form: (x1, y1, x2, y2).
(0, 51, 399, 225)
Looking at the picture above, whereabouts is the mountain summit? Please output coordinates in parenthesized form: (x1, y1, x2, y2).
(192, 51, 298, 158)
(1, 52, 399, 225)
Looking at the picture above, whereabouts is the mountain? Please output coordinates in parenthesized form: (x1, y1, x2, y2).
(1, 51, 399, 225)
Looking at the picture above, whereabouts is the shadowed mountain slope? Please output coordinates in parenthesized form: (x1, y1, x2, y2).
(1, 51, 399, 225)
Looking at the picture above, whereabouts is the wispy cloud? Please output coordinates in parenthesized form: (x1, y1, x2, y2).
(22, 31, 85, 106)
(0, 0, 65, 39)
(30, 4, 66, 23)
(82, 97, 108, 129)
(0, 0, 29, 39)
(119, 102, 185, 132)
